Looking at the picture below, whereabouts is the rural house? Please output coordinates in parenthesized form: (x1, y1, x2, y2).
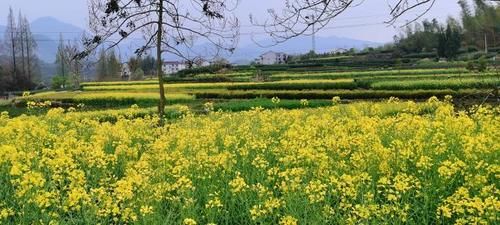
(121, 63, 131, 80)
(163, 61, 187, 75)
(255, 51, 288, 65)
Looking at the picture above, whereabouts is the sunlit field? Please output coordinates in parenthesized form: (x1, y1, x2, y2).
(0, 98, 498, 224)
(0, 0, 499, 224)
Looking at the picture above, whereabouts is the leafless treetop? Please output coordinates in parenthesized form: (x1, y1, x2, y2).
(251, 0, 437, 45)
(80, 0, 240, 61)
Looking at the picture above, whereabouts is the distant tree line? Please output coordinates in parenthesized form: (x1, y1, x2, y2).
(0, 7, 40, 93)
(95, 49, 122, 81)
(394, 0, 499, 59)
(288, 0, 499, 62)
(127, 55, 157, 79)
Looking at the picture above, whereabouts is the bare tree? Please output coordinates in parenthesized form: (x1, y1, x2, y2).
(5, 7, 17, 81)
(59, 36, 95, 89)
(23, 15, 38, 82)
(56, 34, 70, 86)
(79, 0, 240, 119)
(251, 0, 437, 45)
(18, 11, 26, 76)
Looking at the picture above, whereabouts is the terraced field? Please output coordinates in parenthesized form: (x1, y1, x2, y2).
(7, 67, 499, 113)
(1, 66, 499, 225)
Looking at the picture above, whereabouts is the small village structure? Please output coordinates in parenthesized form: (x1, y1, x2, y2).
(163, 61, 188, 75)
(120, 63, 131, 80)
(255, 51, 288, 65)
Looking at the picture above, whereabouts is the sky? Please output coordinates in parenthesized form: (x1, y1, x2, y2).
(0, 0, 463, 44)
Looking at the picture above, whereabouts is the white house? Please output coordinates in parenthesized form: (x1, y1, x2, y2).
(331, 48, 348, 54)
(163, 61, 187, 75)
(255, 51, 288, 65)
(121, 63, 131, 80)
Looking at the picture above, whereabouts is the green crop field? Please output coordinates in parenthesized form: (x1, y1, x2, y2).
(3, 67, 498, 115)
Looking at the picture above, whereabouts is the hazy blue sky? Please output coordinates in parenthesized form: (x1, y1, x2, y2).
(0, 0, 464, 43)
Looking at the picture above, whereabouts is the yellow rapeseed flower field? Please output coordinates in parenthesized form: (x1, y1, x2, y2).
(0, 98, 498, 224)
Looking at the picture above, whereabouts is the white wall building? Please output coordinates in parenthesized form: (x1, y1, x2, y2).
(121, 63, 131, 80)
(255, 51, 288, 65)
(163, 61, 187, 75)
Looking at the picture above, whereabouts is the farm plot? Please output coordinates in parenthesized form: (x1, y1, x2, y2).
(0, 99, 498, 224)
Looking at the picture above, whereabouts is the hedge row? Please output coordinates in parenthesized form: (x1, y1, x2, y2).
(271, 68, 470, 80)
(20, 93, 194, 107)
(371, 78, 500, 91)
(226, 80, 358, 91)
(194, 89, 490, 100)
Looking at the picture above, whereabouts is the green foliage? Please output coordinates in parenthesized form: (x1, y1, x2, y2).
(140, 55, 157, 76)
(194, 89, 490, 100)
(128, 56, 142, 74)
(459, 0, 500, 51)
(214, 99, 333, 111)
(96, 49, 122, 81)
(175, 64, 231, 77)
(51, 75, 70, 89)
(252, 70, 271, 82)
(226, 80, 358, 91)
(466, 56, 489, 72)
(130, 68, 145, 81)
(21, 92, 194, 108)
(437, 20, 462, 59)
(371, 78, 499, 90)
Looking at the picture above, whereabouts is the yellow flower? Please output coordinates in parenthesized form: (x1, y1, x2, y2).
(140, 205, 153, 216)
(331, 96, 341, 105)
(279, 215, 298, 225)
(272, 97, 281, 104)
(183, 218, 197, 225)
(300, 99, 309, 106)
(229, 173, 248, 194)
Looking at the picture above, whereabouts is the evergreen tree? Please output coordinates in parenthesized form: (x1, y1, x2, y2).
(107, 50, 121, 80)
(95, 49, 108, 81)
(437, 20, 463, 59)
(141, 56, 157, 76)
(128, 56, 142, 74)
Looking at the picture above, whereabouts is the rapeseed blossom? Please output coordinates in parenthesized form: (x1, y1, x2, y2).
(0, 98, 498, 224)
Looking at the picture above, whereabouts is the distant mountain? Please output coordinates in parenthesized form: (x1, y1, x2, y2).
(30, 17, 86, 63)
(0, 17, 86, 63)
(2, 17, 380, 66)
(228, 36, 380, 64)
(31, 17, 85, 41)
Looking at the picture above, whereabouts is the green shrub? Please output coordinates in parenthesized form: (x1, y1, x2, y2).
(194, 89, 489, 100)
(371, 78, 499, 90)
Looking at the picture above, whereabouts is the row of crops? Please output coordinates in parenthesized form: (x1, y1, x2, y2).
(18, 67, 498, 110)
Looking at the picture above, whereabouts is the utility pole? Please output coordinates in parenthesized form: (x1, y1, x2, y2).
(484, 33, 488, 53)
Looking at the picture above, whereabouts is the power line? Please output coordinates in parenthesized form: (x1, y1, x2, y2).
(0, 22, 397, 43)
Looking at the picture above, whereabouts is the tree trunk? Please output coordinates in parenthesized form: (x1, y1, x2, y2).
(20, 27, 26, 76)
(61, 52, 66, 88)
(26, 35, 31, 82)
(9, 19, 17, 82)
(157, 0, 166, 121)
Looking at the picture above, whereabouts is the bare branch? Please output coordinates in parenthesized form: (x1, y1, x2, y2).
(252, 0, 437, 46)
